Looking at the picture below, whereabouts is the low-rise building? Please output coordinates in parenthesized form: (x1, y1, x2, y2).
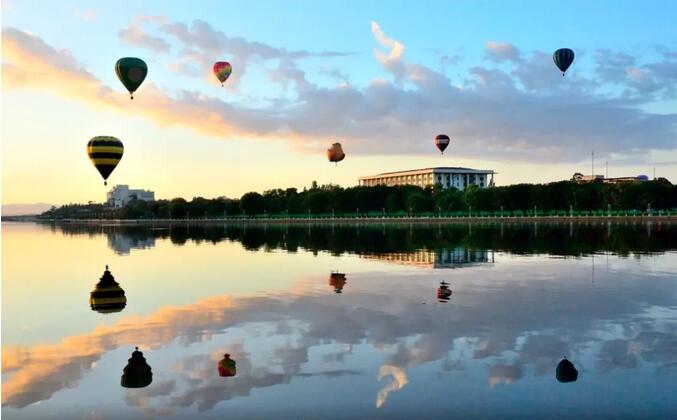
(359, 167, 495, 191)
(571, 173, 650, 184)
(107, 185, 155, 208)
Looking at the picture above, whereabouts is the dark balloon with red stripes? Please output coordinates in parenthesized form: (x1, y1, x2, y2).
(553, 48, 575, 76)
(434, 134, 450, 154)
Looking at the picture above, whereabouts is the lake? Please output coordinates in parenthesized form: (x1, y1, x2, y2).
(2, 221, 676, 419)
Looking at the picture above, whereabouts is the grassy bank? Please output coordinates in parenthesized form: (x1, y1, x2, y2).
(29, 214, 677, 225)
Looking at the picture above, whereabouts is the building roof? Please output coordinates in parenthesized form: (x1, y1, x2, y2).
(359, 167, 496, 179)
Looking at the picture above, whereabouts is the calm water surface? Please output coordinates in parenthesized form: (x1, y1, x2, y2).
(2, 222, 676, 419)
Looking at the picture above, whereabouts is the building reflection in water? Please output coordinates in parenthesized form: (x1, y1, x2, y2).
(556, 358, 578, 383)
(436, 281, 452, 302)
(89, 265, 126, 314)
(107, 233, 156, 255)
(218, 353, 237, 377)
(329, 272, 347, 293)
(362, 247, 494, 269)
(121, 347, 153, 388)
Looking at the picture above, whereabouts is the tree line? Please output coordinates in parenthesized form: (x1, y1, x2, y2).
(41, 179, 676, 219)
(46, 222, 677, 257)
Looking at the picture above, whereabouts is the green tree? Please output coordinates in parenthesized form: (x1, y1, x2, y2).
(240, 192, 265, 215)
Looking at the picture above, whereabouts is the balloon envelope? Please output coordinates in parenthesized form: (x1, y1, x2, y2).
(329, 272, 347, 293)
(115, 57, 147, 98)
(553, 48, 575, 75)
(121, 347, 152, 388)
(218, 354, 237, 377)
(434, 134, 450, 154)
(213, 61, 233, 85)
(90, 266, 126, 314)
(87, 136, 123, 184)
(556, 358, 578, 383)
(437, 281, 452, 302)
(327, 143, 345, 163)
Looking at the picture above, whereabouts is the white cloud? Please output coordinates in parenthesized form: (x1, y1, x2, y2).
(3, 23, 676, 164)
(485, 41, 521, 62)
(371, 21, 405, 65)
(376, 365, 408, 408)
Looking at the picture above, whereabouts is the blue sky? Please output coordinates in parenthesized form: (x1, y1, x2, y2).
(2, 0, 676, 204)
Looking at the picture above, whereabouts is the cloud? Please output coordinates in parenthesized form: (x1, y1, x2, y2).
(119, 18, 171, 53)
(371, 21, 405, 66)
(375, 365, 408, 408)
(122, 17, 351, 87)
(485, 41, 521, 62)
(594, 49, 677, 98)
(74, 9, 98, 22)
(488, 363, 523, 387)
(3, 23, 677, 163)
(2, 256, 677, 412)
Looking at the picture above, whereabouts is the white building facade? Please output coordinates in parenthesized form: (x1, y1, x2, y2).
(359, 167, 495, 191)
(106, 185, 155, 208)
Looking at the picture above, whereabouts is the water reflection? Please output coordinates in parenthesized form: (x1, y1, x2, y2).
(108, 233, 155, 255)
(89, 265, 126, 314)
(556, 358, 578, 383)
(121, 347, 153, 388)
(436, 281, 452, 302)
(4, 265, 676, 412)
(362, 248, 495, 268)
(3, 222, 677, 418)
(48, 221, 677, 257)
(328, 272, 346, 293)
(217, 353, 237, 378)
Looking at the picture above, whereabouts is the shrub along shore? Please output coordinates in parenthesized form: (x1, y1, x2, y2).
(39, 180, 676, 221)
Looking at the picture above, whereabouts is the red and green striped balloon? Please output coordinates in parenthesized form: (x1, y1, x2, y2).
(213, 61, 232, 86)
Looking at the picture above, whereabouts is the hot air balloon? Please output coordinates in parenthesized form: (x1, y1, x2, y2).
(437, 281, 452, 302)
(213, 61, 232, 86)
(327, 143, 345, 164)
(329, 272, 347, 293)
(434, 134, 450, 154)
(90, 265, 126, 314)
(218, 353, 237, 377)
(115, 57, 147, 99)
(553, 48, 575, 76)
(556, 358, 578, 383)
(87, 136, 123, 185)
(121, 347, 153, 388)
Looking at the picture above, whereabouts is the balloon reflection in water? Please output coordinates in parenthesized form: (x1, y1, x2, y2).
(329, 272, 347, 293)
(121, 347, 153, 388)
(556, 358, 578, 383)
(90, 265, 126, 313)
(218, 353, 237, 377)
(437, 281, 452, 302)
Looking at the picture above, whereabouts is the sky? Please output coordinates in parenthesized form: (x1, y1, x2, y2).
(2, 0, 676, 206)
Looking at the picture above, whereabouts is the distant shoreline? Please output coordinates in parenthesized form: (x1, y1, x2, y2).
(5, 215, 676, 225)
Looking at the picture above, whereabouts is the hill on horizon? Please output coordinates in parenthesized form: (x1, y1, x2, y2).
(1, 203, 53, 216)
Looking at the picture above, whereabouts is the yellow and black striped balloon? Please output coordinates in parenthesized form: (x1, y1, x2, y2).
(87, 136, 123, 185)
(90, 265, 127, 314)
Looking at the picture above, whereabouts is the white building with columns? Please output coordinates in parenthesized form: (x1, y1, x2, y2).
(106, 185, 155, 208)
(358, 167, 495, 191)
